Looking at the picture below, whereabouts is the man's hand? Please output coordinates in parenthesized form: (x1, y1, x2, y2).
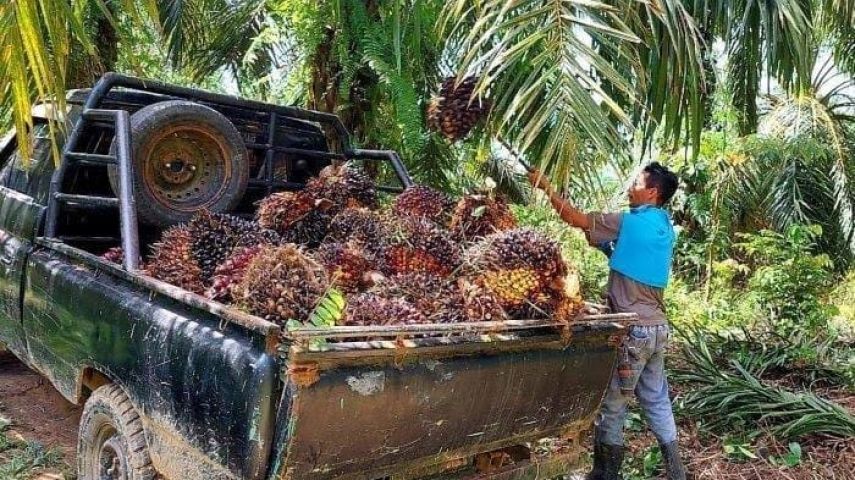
(527, 169, 554, 194)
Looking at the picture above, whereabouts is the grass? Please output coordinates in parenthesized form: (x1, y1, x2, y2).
(0, 417, 70, 480)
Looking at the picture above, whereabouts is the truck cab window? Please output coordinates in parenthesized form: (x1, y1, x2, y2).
(0, 122, 53, 198)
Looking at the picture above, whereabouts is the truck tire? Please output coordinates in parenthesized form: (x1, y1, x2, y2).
(77, 384, 157, 480)
(109, 100, 249, 227)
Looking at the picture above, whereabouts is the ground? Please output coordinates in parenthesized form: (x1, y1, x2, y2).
(0, 351, 851, 480)
(0, 352, 78, 479)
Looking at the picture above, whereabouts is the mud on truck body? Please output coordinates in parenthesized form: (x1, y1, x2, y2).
(0, 73, 632, 480)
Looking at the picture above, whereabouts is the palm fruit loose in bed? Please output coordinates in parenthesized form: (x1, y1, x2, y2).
(449, 193, 517, 241)
(235, 244, 329, 325)
(315, 241, 373, 293)
(392, 185, 454, 224)
(343, 292, 426, 326)
(145, 225, 205, 294)
(305, 163, 377, 213)
(205, 246, 263, 303)
(382, 216, 461, 277)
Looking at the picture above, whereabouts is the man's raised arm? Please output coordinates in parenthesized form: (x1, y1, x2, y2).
(527, 169, 591, 230)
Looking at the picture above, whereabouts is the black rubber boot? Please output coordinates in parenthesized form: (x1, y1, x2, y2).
(586, 439, 623, 480)
(659, 441, 687, 480)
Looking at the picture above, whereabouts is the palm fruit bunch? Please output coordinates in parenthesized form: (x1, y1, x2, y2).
(306, 163, 377, 213)
(373, 272, 458, 322)
(145, 225, 205, 294)
(256, 191, 332, 247)
(383, 216, 461, 277)
(235, 245, 329, 325)
(324, 207, 390, 258)
(205, 246, 263, 303)
(315, 241, 373, 293)
(449, 193, 517, 241)
(101, 247, 124, 264)
(187, 211, 278, 282)
(427, 76, 491, 141)
(453, 279, 508, 322)
(343, 292, 426, 326)
(392, 185, 454, 225)
(464, 228, 567, 310)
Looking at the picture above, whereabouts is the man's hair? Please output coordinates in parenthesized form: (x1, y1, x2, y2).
(643, 162, 679, 206)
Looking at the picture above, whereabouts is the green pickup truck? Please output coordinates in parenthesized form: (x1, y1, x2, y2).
(0, 74, 630, 480)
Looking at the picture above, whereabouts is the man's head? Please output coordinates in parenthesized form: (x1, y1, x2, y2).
(627, 162, 678, 207)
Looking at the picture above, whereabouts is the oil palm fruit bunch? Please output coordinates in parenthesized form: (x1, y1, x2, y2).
(374, 272, 458, 322)
(187, 211, 274, 283)
(325, 207, 390, 257)
(235, 244, 329, 325)
(257, 191, 332, 247)
(205, 246, 263, 303)
(453, 279, 508, 322)
(383, 216, 461, 277)
(392, 185, 454, 224)
(464, 229, 567, 310)
(343, 292, 426, 326)
(145, 225, 205, 294)
(449, 193, 517, 241)
(427, 76, 491, 141)
(306, 163, 377, 213)
(101, 247, 124, 264)
(315, 241, 373, 293)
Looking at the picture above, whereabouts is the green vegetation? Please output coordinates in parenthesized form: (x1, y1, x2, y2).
(0, 417, 68, 480)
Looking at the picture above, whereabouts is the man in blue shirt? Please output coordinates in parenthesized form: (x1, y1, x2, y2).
(529, 163, 686, 480)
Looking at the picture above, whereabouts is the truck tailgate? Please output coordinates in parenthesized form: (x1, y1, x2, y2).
(272, 316, 628, 479)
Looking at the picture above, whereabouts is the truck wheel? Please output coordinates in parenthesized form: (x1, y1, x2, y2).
(110, 100, 249, 227)
(77, 384, 156, 480)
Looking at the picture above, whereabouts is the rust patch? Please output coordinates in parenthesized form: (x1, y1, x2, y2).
(287, 362, 320, 388)
(608, 334, 624, 347)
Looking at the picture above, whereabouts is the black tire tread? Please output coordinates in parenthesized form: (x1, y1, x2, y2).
(78, 384, 157, 479)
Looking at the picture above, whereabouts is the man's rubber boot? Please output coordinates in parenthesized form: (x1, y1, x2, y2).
(586, 442, 624, 480)
(659, 441, 687, 480)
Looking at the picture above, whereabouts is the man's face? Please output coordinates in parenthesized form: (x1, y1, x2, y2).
(627, 172, 659, 207)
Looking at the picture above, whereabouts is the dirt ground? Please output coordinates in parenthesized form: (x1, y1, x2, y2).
(0, 351, 79, 478)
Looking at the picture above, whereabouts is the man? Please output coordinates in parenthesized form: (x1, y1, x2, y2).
(528, 163, 686, 480)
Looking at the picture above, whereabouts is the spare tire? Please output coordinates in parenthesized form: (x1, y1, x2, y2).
(109, 100, 249, 227)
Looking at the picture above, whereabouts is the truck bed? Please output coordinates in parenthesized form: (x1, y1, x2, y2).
(37, 239, 629, 480)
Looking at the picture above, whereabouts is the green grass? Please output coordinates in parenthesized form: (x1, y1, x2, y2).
(0, 417, 70, 480)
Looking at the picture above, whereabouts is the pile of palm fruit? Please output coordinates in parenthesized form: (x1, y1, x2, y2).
(129, 163, 583, 328)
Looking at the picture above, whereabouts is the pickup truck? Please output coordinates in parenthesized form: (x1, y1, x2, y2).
(0, 73, 631, 480)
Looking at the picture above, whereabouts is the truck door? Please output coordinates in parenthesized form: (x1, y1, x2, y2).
(0, 123, 52, 359)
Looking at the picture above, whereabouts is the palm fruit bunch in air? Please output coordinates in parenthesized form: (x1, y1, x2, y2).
(382, 216, 461, 277)
(449, 193, 517, 241)
(256, 190, 332, 247)
(235, 245, 329, 325)
(342, 292, 426, 326)
(145, 225, 205, 294)
(464, 228, 567, 311)
(392, 185, 454, 225)
(315, 241, 373, 293)
(205, 245, 263, 303)
(427, 76, 491, 141)
(306, 163, 377, 213)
